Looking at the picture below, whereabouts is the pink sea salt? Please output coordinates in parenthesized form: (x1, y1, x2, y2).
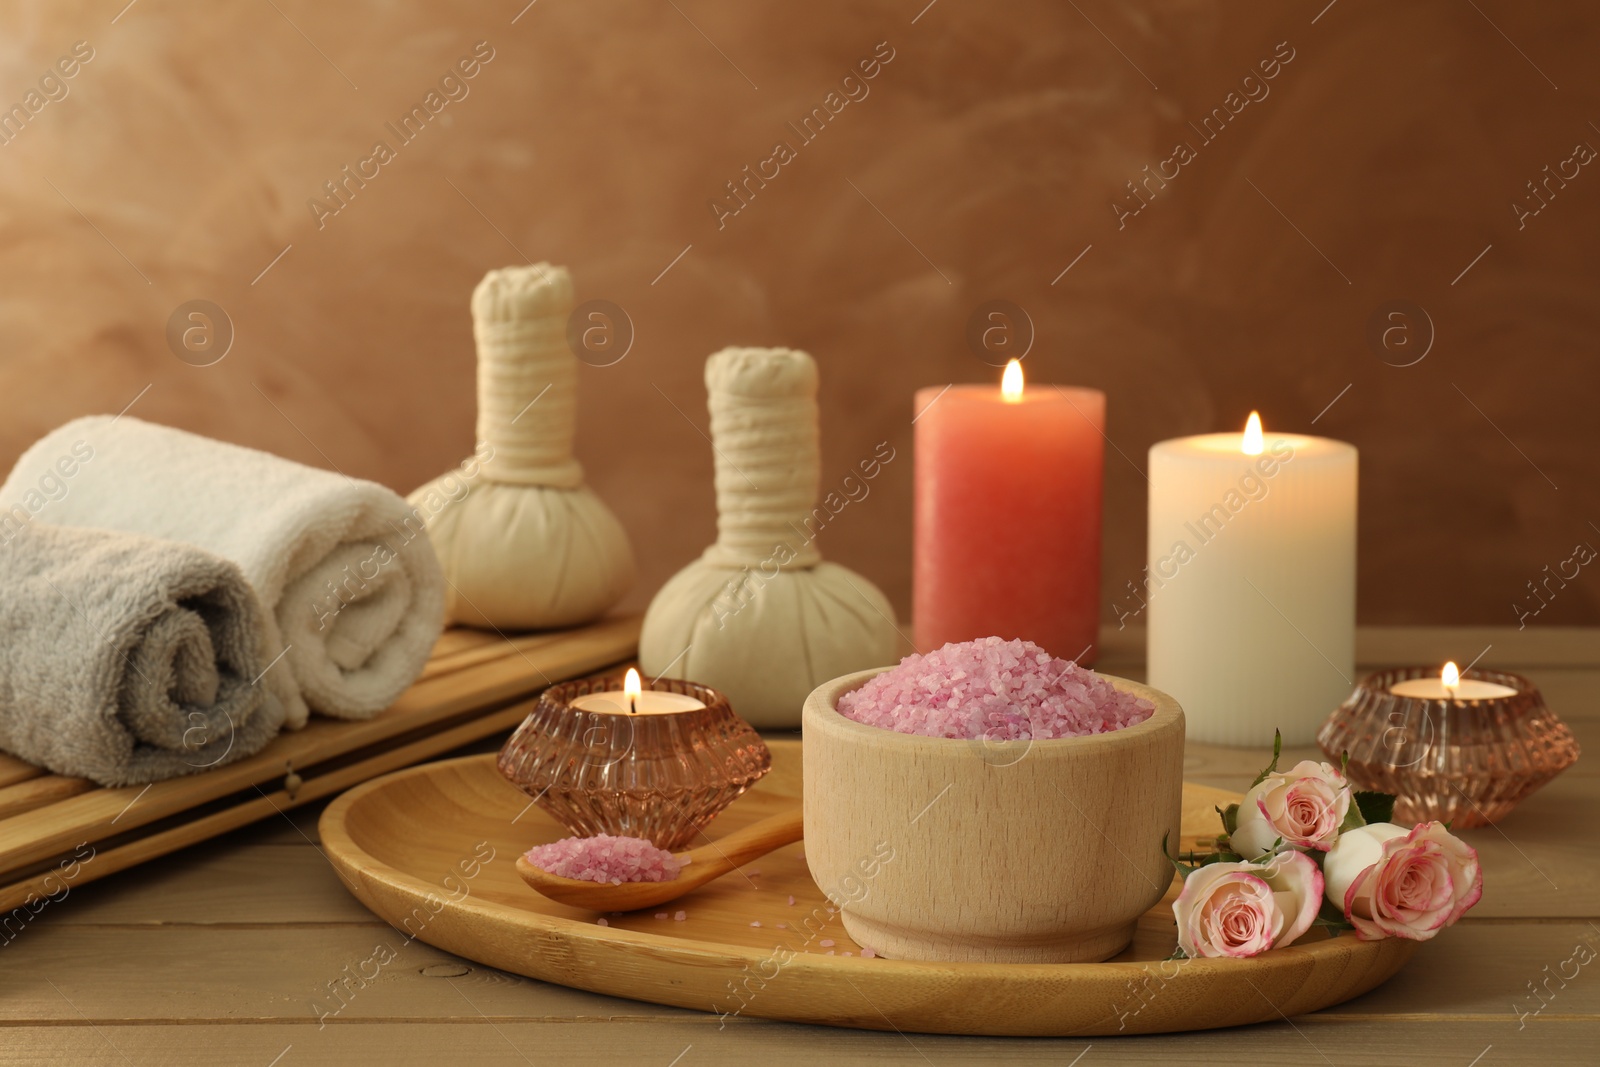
(524, 834, 683, 884)
(861, 948, 877, 959)
(836, 637, 1153, 740)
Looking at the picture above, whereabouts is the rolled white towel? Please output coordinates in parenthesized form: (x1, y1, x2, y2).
(0, 416, 446, 727)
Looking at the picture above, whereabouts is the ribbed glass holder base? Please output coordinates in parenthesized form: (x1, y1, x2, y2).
(1317, 667, 1579, 828)
(497, 676, 770, 850)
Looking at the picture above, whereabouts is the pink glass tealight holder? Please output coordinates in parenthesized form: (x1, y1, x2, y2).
(496, 675, 770, 850)
(1317, 667, 1580, 828)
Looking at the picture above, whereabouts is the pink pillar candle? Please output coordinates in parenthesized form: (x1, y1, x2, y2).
(913, 371, 1105, 662)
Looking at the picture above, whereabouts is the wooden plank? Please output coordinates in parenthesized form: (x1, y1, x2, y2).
(0, 693, 552, 912)
(0, 1020, 1592, 1067)
(1357, 626, 1600, 670)
(1103, 626, 1600, 671)
(0, 775, 93, 819)
(0, 619, 627, 802)
(43, 838, 380, 926)
(0, 643, 640, 902)
(2, 922, 1595, 1025)
(0, 753, 42, 790)
(417, 628, 577, 681)
(426, 627, 503, 660)
(0, 614, 639, 877)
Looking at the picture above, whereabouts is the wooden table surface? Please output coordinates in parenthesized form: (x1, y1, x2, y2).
(2, 627, 1594, 1066)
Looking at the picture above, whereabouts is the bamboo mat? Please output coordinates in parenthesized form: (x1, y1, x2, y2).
(0, 615, 640, 911)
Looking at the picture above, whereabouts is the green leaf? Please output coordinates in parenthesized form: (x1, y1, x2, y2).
(1249, 730, 1284, 789)
(1338, 791, 1367, 834)
(1312, 897, 1354, 936)
(1198, 851, 1244, 866)
(1161, 831, 1200, 878)
(1219, 803, 1240, 837)
(1355, 790, 1395, 826)
(1165, 946, 1189, 962)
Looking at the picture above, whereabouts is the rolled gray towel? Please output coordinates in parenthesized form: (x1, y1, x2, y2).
(1, 416, 447, 728)
(0, 524, 285, 785)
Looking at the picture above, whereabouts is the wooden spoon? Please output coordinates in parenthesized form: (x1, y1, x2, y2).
(514, 808, 804, 912)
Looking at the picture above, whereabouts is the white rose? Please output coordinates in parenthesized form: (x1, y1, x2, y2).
(1323, 821, 1483, 941)
(1172, 850, 1323, 958)
(1230, 759, 1352, 859)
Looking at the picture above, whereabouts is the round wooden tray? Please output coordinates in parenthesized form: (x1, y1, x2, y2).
(318, 741, 1418, 1036)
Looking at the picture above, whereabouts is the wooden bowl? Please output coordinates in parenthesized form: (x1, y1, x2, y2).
(802, 668, 1185, 964)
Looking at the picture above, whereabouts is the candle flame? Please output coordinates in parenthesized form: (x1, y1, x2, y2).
(1241, 411, 1264, 456)
(1001, 359, 1024, 403)
(625, 668, 642, 713)
(1442, 661, 1460, 690)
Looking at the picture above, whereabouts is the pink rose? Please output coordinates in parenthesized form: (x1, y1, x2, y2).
(1323, 822, 1483, 941)
(1230, 759, 1351, 858)
(1173, 850, 1323, 958)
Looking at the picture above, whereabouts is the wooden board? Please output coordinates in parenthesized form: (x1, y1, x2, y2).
(0, 616, 640, 912)
(318, 740, 1420, 1037)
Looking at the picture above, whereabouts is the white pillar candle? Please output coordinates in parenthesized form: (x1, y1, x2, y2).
(1146, 414, 1357, 745)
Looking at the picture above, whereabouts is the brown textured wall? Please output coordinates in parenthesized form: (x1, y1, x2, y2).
(1, 0, 1596, 629)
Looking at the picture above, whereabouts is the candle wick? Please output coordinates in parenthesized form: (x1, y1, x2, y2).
(630, 695, 637, 715)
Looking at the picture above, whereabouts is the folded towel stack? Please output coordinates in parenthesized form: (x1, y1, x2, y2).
(0, 523, 284, 785)
(1, 416, 447, 730)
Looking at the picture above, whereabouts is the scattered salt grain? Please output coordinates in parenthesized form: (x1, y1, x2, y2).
(596, 918, 609, 927)
(861, 948, 877, 959)
(750, 921, 762, 928)
(843, 951, 853, 957)
(826, 950, 835, 955)
(787, 895, 796, 906)
(674, 910, 687, 921)
(655, 913, 667, 920)
(820, 939, 835, 947)
(776, 923, 787, 930)
(524, 834, 683, 884)
(836, 637, 1154, 740)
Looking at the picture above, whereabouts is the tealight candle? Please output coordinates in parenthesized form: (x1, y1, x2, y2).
(498, 672, 768, 848)
(1319, 665, 1579, 827)
(1389, 661, 1518, 701)
(568, 668, 708, 715)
